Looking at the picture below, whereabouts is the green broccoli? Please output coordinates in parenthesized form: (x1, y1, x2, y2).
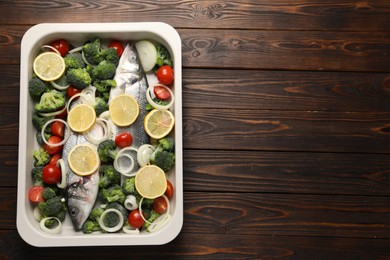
(94, 79, 117, 94)
(92, 60, 116, 80)
(82, 38, 104, 65)
(98, 164, 121, 188)
(32, 113, 54, 131)
(155, 44, 173, 69)
(38, 196, 66, 218)
(82, 220, 102, 234)
(106, 202, 128, 220)
(97, 139, 117, 163)
(31, 166, 44, 186)
(144, 210, 160, 231)
(34, 90, 66, 113)
(51, 74, 69, 89)
(89, 207, 104, 222)
(102, 47, 119, 66)
(64, 52, 85, 69)
(150, 138, 175, 172)
(33, 148, 50, 167)
(28, 77, 48, 100)
(99, 184, 126, 204)
(66, 68, 91, 89)
(94, 97, 109, 116)
(122, 177, 135, 195)
(42, 218, 62, 229)
(36, 131, 51, 146)
(42, 187, 57, 200)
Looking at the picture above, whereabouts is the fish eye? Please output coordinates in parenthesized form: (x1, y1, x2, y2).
(69, 208, 78, 217)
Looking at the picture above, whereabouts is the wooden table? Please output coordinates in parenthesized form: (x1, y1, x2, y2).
(1, 1, 389, 258)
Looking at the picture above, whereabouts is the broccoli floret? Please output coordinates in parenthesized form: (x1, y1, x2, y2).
(38, 196, 66, 218)
(94, 79, 117, 94)
(28, 77, 48, 100)
(107, 202, 128, 220)
(149, 138, 176, 172)
(66, 68, 91, 89)
(34, 90, 66, 113)
(102, 47, 119, 66)
(36, 131, 51, 146)
(43, 218, 62, 229)
(155, 44, 173, 69)
(122, 177, 135, 195)
(32, 113, 54, 131)
(98, 164, 121, 188)
(144, 210, 160, 231)
(92, 60, 116, 80)
(89, 207, 104, 222)
(82, 38, 104, 65)
(31, 166, 44, 186)
(99, 185, 126, 204)
(42, 187, 57, 200)
(64, 52, 85, 69)
(33, 148, 50, 167)
(94, 97, 109, 116)
(97, 139, 118, 163)
(82, 220, 102, 234)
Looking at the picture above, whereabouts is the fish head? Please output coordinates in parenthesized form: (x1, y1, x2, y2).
(66, 181, 94, 231)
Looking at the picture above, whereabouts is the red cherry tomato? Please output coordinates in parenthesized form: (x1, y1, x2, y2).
(153, 85, 171, 100)
(67, 86, 81, 98)
(51, 121, 64, 138)
(156, 65, 174, 85)
(28, 186, 45, 203)
(43, 136, 63, 155)
(42, 164, 61, 184)
(108, 41, 124, 57)
(49, 153, 62, 166)
(128, 210, 145, 229)
(55, 108, 67, 119)
(153, 196, 168, 214)
(115, 132, 133, 148)
(165, 180, 174, 200)
(50, 39, 70, 57)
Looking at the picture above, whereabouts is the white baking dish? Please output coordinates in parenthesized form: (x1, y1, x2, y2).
(17, 22, 182, 247)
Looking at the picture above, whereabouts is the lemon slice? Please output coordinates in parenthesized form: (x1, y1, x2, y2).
(33, 52, 66, 81)
(135, 165, 167, 199)
(68, 143, 100, 176)
(68, 104, 96, 132)
(144, 109, 175, 139)
(109, 94, 139, 126)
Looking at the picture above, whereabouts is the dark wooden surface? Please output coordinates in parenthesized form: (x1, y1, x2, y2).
(1, 1, 390, 259)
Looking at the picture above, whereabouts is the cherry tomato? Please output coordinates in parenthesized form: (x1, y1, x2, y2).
(55, 108, 67, 119)
(49, 153, 62, 166)
(165, 180, 174, 200)
(128, 210, 145, 229)
(50, 39, 70, 57)
(156, 65, 174, 85)
(42, 164, 61, 184)
(115, 132, 133, 148)
(108, 41, 124, 57)
(153, 196, 168, 214)
(67, 86, 81, 98)
(43, 136, 63, 155)
(28, 186, 45, 203)
(51, 121, 64, 138)
(153, 85, 171, 100)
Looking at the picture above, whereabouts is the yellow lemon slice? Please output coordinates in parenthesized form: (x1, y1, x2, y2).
(135, 165, 167, 199)
(144, 109, 175, 139)
(33, 52, 66, 81)
(68, 143, 100, 176)
(109, 94, 139, 126)
(68, 104, 96, 132)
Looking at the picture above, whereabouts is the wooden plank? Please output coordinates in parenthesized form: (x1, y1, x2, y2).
(1, 1, 390, 31)
(184, 150, 390, 196)
(0, 230, 389, 259)
(183, 109, 390, 153)
(0, 105, 19, 146)
(3, 188, 390, 238)
(183, 69, 390, 111)
(0, 65, 20, 105)
(0, 146, 18, 187)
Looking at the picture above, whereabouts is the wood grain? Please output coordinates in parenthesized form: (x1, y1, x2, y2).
(1, 1, 390, 31)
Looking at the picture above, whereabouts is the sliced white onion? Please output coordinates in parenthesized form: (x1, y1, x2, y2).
(81, 50, 94, 66)
(68, 46, 83, 54)
(38, 106, 66, 117)
(122, 226, 140, 234)
(81, 86, 97, 105)
(99, 111, 110, 120)
(41, 118, 71, 147)
(33, 206, 43, 221)
(124, 195, 138, 211)
(41, 45, 61, 56)
(114, 147, 139, 177)
(146, 84, 174, 110)
(39, 217, 62, 234)
(139, 194, 170, 231)
(98, 208, 124, 233)
(50, 80, 70, 91)
(84, 118, 111, 144)
(137, 144, 155, 167)
(57, 159, 67, 189)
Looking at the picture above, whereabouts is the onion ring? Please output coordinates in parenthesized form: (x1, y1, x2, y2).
(56, 159, 67, 189)
(98, 208, 124, 233)
(39, 217, 62, 234)
(41, 118, 71, 147)
(146, 84, 174, 110)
